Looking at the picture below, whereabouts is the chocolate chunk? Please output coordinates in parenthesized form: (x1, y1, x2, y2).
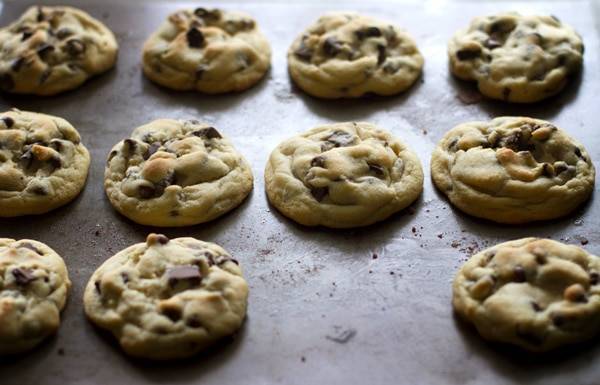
(447, 137, 459, 151)
(161, 307, 181, 322)
(36, 6, 45, 22)
(31, 186, 47, 195)
(37, 44, 55, 60)
(156, 234, 169, 244)
(513, 265, 526, 282)
(574, 147, 586, 162)
(186, 315, 202, 328)
(194, 8, 221, 21)
(56, 28, 74, 40)
(554, 162, 568, 174)
(123, 138, 137, 154)
(187, 28, 205, 48)
(192, 127, 221, 139)
(121, 272, 129, 284)
(143, 142, 161, 160)
(106, 150, 117, 165)
(12, 268, 36, 286)
(323, 37, 343, 56)
(311, 156, 325, 168)
(368, 162, 385, 176)
(295, 41, 313, 62)
(166, 265, 202, 287)
(20, 150, 33, 168)
(490, 20, 514, 34)
(138, 185, 156, 199)
(11, 57, 24, 72)
(19, 242, 43, 255)
(0, 73, 15, 91)
(590, 272, 599, 285)
(501, 131, 522, 150)
(22, 31, 33, 41)
(310, 187, 328, 202)
(456, 48, 480, 61)
(377, 44, 386, 65)
(2, 117, 14, 128)
(530, 301, 542, 312)
(355, 26, 382, 40)
(49, 155, 62, 171)
(542, 163, 555, 178)
(94, 280, 101, 294)
(65, 39, 86, 56)
(326, 131, 355, 147)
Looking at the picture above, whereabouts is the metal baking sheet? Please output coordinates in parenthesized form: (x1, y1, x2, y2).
(1, 0, 599, 384)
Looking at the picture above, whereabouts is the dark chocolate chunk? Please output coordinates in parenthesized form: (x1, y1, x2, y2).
(368, 162, 385, 176)
(49, 155, 62, 171)
(107, 150, 117, 164)
(19, 242, 43, 255)
(56, 28, 74, 40)
(377, 44, 386, 66)
(490, 19, 514, 34)
(194, 8, 221, 21)
(574, 147, 586, 162)
(187, 28, 205, 48)
(166, 265, 202, 287)
(590, 272, 599, 285)
(156, 234, 169, 244)
(37, 44, 55, 60)
(2, 116, 14, 128)
(311, 156, 325, 168)
(11, 57, 24, 72)
(501, 131, 522, 150)
(121, 272, 129, 284)
(326, 131, 355, 147)
(192, 127, 221, 139)
(310, 187, 328, 202)
(12, 268, 36, 286)
(456, 48, 481, 61)
(36, 6, 45, 22)
(123, 138, 137, 153)
(513, 265, 526, 282)
(65, 39, 86, 56)
(531, 301, 542, 312)
(0, 73, 15, 91)
(542, 163, 555, 178)
(138, 185, 156, 199)
(355, 26, 382, 40)
(143, 142, 161, 160)
(323, 37, 343, 56)
(295, 41, 313, 62)
(22, 31, 33, 41)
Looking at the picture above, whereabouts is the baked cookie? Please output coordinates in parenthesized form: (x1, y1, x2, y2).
(0, 5, 118, 96)
(431, 117, 594, 223)
(104, 119, 253, 227)
(0, 238, 71, 355)
(448, 13, 583, 103)
(142, 7, 271, 93)
(84, 233, 248, 360)
(0, 109, 91, 217)
(287, 12, 423, 98)
(265, 122, 424, 228)
(453, 238, 600, 352)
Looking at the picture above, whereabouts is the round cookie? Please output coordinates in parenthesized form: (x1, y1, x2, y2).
(265, 122, 424, 228)
(84, 233, 248, 360)
(0, 238, 71, 355)
(0, 5, 118, 96)
(431, 117, 594, 224)
(104, 119, 253, 227)
(453, 238, 600, 352)
(142, 7, 271, 93)
(0, 109, 91, 217)
(287, 12, 423, 98)
(448, 13, 583, 103)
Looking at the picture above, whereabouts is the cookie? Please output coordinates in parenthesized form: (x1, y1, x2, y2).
(104, 119, 253, 227)
(0, 109, 91, 217)
(142, 7, 271, 93)
(453, 238, 600, 352)
(0, 5, 118, 96)
(0, 238, 71, 355)
(84, 234, 248, 360)
(431, 117, 594, 224)
(265, 122, 424, 228)
(448, 13, 583, 103)
(287, 12, 423, 98)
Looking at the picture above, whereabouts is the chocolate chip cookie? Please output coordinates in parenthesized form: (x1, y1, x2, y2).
(448, 13, 583, 103)
(0, 238, 71, 355)
(265, 122, 424, 228)
(0, 109, 91, 217)
(0, 5, 118, 96)
(104, 119, 253, 227)
(142, 7, 271, 93)
(454, 238, 600, 352)
(288, 12, 423, 98)
(431, 117, 594, 223)
(84, 234, 248, 360)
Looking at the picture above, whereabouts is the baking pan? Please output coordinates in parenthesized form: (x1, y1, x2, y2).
(0, 0, 599, 384)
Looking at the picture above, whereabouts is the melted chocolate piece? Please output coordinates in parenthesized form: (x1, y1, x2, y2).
(310, 187, 328, 202)
(143, 142, 161, 160)
(590, 272, 599, 285)
(65, 39, 86, 56)
(193, 127, 222, 139)
(295, 42, 313, 62)
(19, 242, 43, 255)
(121, 272, 130, 284)
(377, 44, 386, 66)
(456, 49, 480, 61)
(368, 163, 385, 176)
(123, 138, 137, 154)
(326, 131, 355, 148)
(94, 280, 101, 294)
(12, 268, 36, 286)
(138, 185, 156, 199)
(2, 116, 14, 128)
(56, 28, 73, 40)
(107, 150, 117, 164)
(530, 301, 542, 312)
(37, 44, 55, 60)
(323, 37, 343, 56)
(513, 265, 526, 282)
(166, 265, 202, 288)
(187, 28, 205, 48)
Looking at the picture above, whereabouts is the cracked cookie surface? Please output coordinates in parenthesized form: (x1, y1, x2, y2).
(104, 119, 253, 227)
(431, 117, 594, 223)
(0, 109, 90, 217)
(288, 12, 423, 98)
(448, 12, 583, 103)
(83, 234, 248, 360)
(0, 5, 118, 95)
(142, 7, 271, 93)
(0, 238, 70, 355)
(265, 122, 424, 228)
(453, 238, 600, 352)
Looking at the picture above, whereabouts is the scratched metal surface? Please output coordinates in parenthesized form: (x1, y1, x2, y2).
(0, 0, 599, 384)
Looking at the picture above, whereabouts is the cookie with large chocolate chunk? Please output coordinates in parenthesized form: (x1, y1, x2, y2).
(0, 109, 90, 216)
(104, 119, 253, 226)
(0, 5, 118, 95)
(0, 238, 71, 354)
(431, 117, 594, 223)
(453, 238, 600, 352)
(83, 234, 248, 360)
(448, 13, 583, 103)
(265, 122, 424, 228)
(287, 12, 423, 98)
(142, 7, 271, 93)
